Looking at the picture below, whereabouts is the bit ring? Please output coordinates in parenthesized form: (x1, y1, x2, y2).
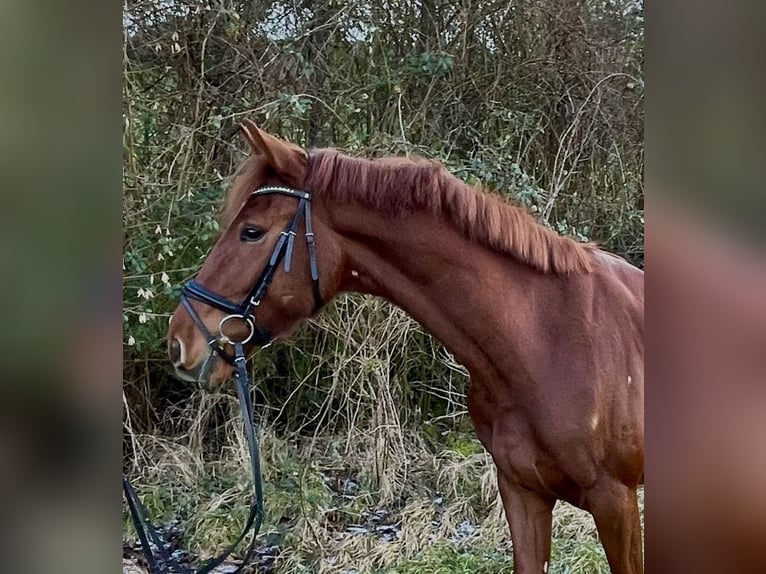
(218, 314, 255, 345)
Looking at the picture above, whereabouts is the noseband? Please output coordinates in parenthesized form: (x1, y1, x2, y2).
(180, 185, 322, 364)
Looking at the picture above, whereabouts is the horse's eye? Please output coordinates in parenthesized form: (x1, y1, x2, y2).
(240, 226, 265, 242)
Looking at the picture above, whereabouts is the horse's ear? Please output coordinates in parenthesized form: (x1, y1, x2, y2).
(239, 120, 307, 185)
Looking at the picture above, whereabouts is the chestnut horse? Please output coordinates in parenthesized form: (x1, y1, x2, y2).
(168, 123, 644, 574)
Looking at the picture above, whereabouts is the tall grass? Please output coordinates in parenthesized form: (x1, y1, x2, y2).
(123, 297, 644, 572)
(124, 386, 643, 572)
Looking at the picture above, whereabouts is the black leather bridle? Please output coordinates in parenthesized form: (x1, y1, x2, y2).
(123, 184, 322, 574)
(180, 185, 322, 363)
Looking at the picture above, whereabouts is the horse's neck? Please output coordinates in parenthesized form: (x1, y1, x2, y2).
(329, 203, 555, 378)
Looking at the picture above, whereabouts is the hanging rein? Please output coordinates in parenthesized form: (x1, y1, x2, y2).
(123, 185, 321, 574)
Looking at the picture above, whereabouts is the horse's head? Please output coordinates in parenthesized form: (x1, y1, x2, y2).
(167, 122, 342, 384)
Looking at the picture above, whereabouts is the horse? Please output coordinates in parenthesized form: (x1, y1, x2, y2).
(167, 122, 644, 574)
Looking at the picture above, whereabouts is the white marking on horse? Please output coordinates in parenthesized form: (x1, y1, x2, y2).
(173, 337, 186, 365)
(590, 413, 599, 430)
(627, 375, 633, 385)
(351, 269, 359, 277)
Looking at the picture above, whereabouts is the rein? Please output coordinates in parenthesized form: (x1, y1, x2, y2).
(124, 185, 321, 573)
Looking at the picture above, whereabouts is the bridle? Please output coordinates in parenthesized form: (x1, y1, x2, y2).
(124, 184, 322, 574)
(180, 184, 322, 363)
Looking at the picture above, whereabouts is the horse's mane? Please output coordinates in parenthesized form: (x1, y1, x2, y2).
(305, 149, 594, 274)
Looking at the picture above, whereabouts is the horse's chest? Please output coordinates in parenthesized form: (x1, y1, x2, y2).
(468, 390, 590, 499)
(487, 411, 569, 494)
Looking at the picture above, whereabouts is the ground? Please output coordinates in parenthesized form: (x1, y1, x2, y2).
(123, 424, 643, 573)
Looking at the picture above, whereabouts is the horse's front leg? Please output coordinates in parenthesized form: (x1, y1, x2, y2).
(497, 472, 556, 574)
(584, 478, 643, 574)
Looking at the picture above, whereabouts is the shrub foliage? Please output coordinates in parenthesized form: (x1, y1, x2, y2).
(123, 0, 643, 467)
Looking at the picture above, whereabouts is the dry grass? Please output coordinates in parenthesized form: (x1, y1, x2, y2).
(124, 296, 643, 573)
(124, 397, 643, 573)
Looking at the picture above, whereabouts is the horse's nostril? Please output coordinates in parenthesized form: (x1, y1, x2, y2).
(169, 338, 184, 366)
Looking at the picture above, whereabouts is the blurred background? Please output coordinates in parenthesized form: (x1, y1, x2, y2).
(122, 1, 643, 572)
